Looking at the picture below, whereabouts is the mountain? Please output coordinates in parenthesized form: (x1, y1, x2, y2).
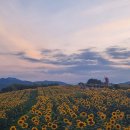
(120, 81, 130, 85)
(118, 81, 130, 89)
(123, 81, 130, 84)
(0, 77, 67, 90)
(0, 77, 33, 89)
(35, 80, 67, 85)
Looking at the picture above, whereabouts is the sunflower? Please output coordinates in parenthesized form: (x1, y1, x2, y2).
(87, 118, 93, 122)
(31, 117, 38, 122)
(22, 123, 28, 129)
(119, 112, 124, 120)
(71, 113, 77, 119)
(10, 126, 16, 130)
(102, 107, 107, 112)
(80, 112, 87, 118)
(18, 119, 24, 126)
(42, 125, 47, 130)
(51, 124, 58, 130)
(77, 121, 86, 128)
(31, 109, 35, 114)
(48, 122, 52, 127)
(65, 127, 69, 130)
(45, 115, 51, 122)
(112, 112, 116, 116)
(110, 119, 115, 125)
(61, 110, 67, 115)
(20, 116, 26, 121)
(88, 120, 95, 126)
(112, 115, 117, 120)
(107, 102, 111, 105)
(68, 109, 73, 113)
(116, 110, 120, 114)
(97, 128, 102, 130)
(38, 111, 42, 116)
(115, 124, 121, 130)
(73, 106, 78, 112)
(63, 118, 69, 123)
(76, 119, 81, 123)
(42, 128, 47, 130)
(33, 120, 39, 125)
(66, 121, 72, 126)
(106, 125, 112, 130)
(88, 113, 94, 119)
(31, 127, 38, 130)
(97, 111, 102, 115)
(100, 114, 106, 120)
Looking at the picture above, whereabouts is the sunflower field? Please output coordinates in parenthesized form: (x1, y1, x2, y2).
(0, 86, 130, 130)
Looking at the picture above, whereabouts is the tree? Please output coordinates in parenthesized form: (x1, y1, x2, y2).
(87, 79, 102, 85)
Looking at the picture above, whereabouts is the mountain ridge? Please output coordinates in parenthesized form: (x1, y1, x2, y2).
(120, 81, 130, 85)
(0, 77, 67, 89)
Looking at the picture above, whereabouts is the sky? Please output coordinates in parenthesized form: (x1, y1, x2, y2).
(0, 0, 130, 83)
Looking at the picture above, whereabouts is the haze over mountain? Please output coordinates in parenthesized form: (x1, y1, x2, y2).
(120, 81, 130, 85)
(0, 77, 67, 89)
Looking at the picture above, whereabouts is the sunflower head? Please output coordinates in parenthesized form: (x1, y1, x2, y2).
(31, 127, 38, 130)
(51, 124, 58, 130)
(10, 126, 17, 130)
(77, 121, 86, 128)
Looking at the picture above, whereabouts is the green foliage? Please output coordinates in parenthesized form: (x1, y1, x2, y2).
(0, 83, 59, 93)
(0, 90, 37, 130)
(87, 78, 102, 85)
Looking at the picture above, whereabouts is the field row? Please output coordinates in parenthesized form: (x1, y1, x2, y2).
(0, 86, 130, 130)
(1, 87, 128, 130)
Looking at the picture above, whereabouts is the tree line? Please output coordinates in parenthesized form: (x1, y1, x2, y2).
(0, 83, 59, 93)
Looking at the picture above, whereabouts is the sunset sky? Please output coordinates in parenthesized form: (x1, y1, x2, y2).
(0, 0, 130, 83)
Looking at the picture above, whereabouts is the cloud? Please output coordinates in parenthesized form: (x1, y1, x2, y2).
(39, 48, 103, 66)
(106, 46, 130, 59)
(0, 46, 130, 83)
(13, 51, 42, 63)
(12, 48, 115, 75)
(0, 47, 113, 71)
(1, 46, 130, 70)
(0, 51, 41, 63)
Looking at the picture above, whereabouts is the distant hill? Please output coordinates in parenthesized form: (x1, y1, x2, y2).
(0, 77, 68, 90)
(35, 80, 67, 85)
(0, 77, 32, 89)
(118, 81, 130, 89)
(119, 81, 130, 85)
(123, 81, 130, 84)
